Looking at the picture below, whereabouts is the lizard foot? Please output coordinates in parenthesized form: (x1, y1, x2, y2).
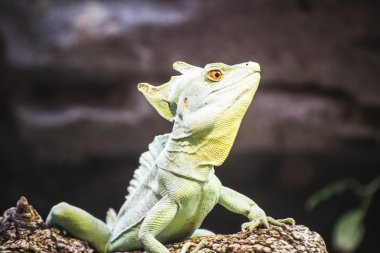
(267, 217, 295, 228)
(242, 217, 295, 232)
(180, 239, 214, 253)
(242, 204, 295, 232)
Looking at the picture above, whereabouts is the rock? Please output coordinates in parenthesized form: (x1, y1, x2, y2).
(123, 224, 327, 253)
(0, 197, 327, 253)
(0, 197, 93, 253)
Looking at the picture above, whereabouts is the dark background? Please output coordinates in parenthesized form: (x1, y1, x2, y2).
(0, 0, 379, 252)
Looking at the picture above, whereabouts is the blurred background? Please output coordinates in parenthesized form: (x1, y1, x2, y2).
(0, 0, 379, 252)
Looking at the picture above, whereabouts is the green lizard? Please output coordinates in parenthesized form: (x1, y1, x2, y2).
(46, 61, 294, 253)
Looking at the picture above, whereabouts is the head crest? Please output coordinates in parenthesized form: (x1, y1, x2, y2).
(138, 78, 177, 122)
(173, 61, 201, 74)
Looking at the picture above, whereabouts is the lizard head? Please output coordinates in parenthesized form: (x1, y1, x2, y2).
(138, 61, 260, 122)
(138, 61, 261, 166)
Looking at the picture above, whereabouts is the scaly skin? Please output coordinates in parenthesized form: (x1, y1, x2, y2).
(46, 61, 295, 253)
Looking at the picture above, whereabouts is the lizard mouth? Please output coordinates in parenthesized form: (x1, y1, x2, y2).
(227, 73, 260, 107)
(195, 70, 260, 108)
(207, 71, 260, 96)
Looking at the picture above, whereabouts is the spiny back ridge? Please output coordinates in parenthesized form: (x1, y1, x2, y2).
(126, 133, 169, 198)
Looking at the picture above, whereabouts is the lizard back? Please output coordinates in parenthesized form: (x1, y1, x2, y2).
(110, 134, 169, 241)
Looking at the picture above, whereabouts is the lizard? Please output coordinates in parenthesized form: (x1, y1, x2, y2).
(46, 61, 295, 253)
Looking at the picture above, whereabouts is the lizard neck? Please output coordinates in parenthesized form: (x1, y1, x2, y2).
(156, 139, 214, 182)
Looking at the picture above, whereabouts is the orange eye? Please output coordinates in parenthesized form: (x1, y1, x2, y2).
(206, 69, 223, 81)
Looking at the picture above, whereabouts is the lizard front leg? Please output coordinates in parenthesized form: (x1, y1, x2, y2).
(218, 186, 295, 232)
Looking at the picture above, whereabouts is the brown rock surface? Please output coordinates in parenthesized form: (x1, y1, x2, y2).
(124, 225, 327, 253)
(1, 197, 327, 253)
(0, 197, 93, 253)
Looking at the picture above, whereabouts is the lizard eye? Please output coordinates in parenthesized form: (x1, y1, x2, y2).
(206, 69, 223, 82)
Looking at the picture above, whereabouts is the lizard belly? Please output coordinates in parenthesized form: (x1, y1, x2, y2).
(157, 172, 221, 243)
(109, 172, 221, 251)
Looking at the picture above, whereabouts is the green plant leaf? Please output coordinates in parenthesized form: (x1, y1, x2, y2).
(305, 178, 362, 211)
(332, 208, 365, 253)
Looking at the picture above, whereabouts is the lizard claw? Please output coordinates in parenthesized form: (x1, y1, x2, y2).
(242, 204, 269, 231)
(267, 217, 296, 227)
(242, 219, 264, 232)
(180, 239, 209, 253)
(242, 216, 295, 232)
(242, 205, 295, 232)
